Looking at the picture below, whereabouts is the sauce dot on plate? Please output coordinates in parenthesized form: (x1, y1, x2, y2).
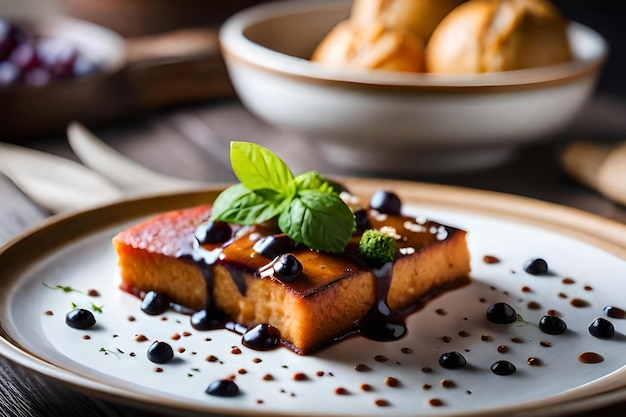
(578, 352, 604, 364)
(604, 306, 626, 319)
(483, 255, 500, 264)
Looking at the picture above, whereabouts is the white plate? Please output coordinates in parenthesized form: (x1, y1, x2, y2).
(1, 179, 625, 417)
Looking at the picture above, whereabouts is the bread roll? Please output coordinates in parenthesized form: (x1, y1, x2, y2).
(350, 0, 465, 41)
(426, 0, 573, 73)
(312, 20, 425, 72)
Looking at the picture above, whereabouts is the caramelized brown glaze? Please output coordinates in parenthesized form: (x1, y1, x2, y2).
(199, 210, 462, 299)
(114, 204, 470, 354)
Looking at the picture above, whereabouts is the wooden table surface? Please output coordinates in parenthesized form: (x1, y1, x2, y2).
(1, 91, 626, 416)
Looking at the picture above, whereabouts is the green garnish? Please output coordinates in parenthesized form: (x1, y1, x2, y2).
(515, 314, 529, 327)
(99, 347, 122, 358)
(358, 229, 397, 263)
(43, 282, 83, 294)
(43, 283, 104, 313)
(211, 142, 355, 253)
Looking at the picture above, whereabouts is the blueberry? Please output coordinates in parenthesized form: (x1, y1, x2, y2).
(147, 341, 174, 364)
(588, 317, 615, 339)
(190, 308, 227, 331)
(65, 308, 96, 329)
(539, 315, 567, 335)
(439, 351, 466, 369)
(242, 323, 280, 351)
(524, 258, 548, 275)
(141, 291, 170, 315)
(326, 179, 349, 195)
(253, 234, 296, 259)
(369, 190, 402, 215)
(195, 221, 232, 244)
(486, 302, 517, 324)
(603, 306, 626, 319)
(206, 379, 239, 397)
(270, 254, 302, 282)
(354, 208, 370, 228)
(491, 360, 517, 376)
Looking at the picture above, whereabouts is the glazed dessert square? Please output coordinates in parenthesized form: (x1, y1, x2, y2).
(113, 203, 470, 355)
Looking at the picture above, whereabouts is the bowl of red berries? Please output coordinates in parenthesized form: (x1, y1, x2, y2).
(0, 15, 126, 137)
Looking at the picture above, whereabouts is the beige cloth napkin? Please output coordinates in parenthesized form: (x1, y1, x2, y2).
(561, 140, 626, 206)
(0, 123, 204, 213)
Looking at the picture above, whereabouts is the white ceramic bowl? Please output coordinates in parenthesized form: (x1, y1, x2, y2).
(220, 0, 608, 174)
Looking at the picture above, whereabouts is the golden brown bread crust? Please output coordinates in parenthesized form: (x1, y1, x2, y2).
(311, 20, 426, 72)
(426, 0, 573, 73)
(114, 205, 212, 311)
(113, 205, 470, 354)
(350, 0, 465, 42)
(387, 230, 470, 311)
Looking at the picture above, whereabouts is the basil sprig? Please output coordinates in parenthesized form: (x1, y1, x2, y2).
(211, 142, 355, 253)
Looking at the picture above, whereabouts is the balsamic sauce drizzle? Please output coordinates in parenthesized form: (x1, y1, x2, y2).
(166, 211, 450, 351)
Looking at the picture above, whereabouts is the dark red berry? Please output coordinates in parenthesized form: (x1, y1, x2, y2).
(0, 19, 101, 87)
(36, 38, 77, 78)
(0, 19, 21, 61)
(22, 67, 52, 86)
(9, 41, 40, 72)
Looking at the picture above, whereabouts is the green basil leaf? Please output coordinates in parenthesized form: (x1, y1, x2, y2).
(253, 187, 287, 205)
(230, 141, 295, 197)
(211, 183, 283, 225)
(278, 189, 356, 253)
(294, 171, 334, 193)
